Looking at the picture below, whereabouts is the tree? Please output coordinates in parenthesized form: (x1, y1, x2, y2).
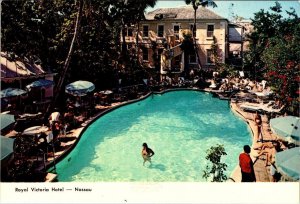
(180, 31, 194, 74)
(6, 136, 39, 182)
(203, 144, 227, 182)
(244, 2, 288, 80)
(261, 29, 300, 115)
(108, 0, 157, 65)
(1, 0, 64, 67)
(244, 2, 299, 115)
(52, 0, 84, 109)
(184, 0, 217, 70)
(1, 0, 156, 106)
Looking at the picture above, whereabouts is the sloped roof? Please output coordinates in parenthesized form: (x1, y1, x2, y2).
(145, 6, 226, 21)
(0, 52, 51, 80)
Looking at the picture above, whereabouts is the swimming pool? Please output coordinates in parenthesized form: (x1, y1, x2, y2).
(55, 90, 251, 181)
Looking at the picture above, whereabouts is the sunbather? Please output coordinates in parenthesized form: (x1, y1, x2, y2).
(256, 141, 287, 166)
(253, 141, 273, 150)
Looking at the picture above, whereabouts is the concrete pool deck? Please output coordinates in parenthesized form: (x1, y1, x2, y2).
(45, 89, 276, 182)
(230, 101, 276, 182)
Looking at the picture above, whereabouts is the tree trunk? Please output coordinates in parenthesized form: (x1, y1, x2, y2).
(136, 22, 140, 65)
(46, 0, 84, 115)
(193, 7, 196, 38)
(121, 23, 127, 57)
(193, 7, 202, 70)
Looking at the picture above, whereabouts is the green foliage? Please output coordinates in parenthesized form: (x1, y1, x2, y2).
(210, 37, 236, 78)
(7, 136, 37, 182)
(244, 2, 299, 115)
(210, 36, 222, 68)
(261, 33, 300, 115)
(180, 32, 194, 72)
(185, 0, 217, 10)
(1, 0, 157, 92)
(202, 144, 228, 182)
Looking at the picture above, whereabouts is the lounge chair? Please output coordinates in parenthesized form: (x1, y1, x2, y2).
(240, 104, 263, 112)
(240, 102, 284, 114)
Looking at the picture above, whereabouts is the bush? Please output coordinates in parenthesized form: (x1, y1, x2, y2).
(202, 144, 228, 182)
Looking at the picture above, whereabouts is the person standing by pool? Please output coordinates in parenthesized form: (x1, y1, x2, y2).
(142, 143, 155, 166)
(254, 111, 263, 142)
(239, 145, 256, 182)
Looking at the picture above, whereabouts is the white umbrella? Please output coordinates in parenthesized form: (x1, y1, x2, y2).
(1, 136, 15, 160)
(22, 126, 49, 135)
(275, 147, 300, 181)
(0, 113, 15, 130)
(65, 80, 95, 96)
(270, 116, 300, 145)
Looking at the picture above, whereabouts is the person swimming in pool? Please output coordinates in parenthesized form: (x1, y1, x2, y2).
(142, 143, 155, 166)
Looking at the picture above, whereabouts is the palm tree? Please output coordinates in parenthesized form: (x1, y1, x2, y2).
(47, 0, 84, 114)
(184, 0, 217, 70)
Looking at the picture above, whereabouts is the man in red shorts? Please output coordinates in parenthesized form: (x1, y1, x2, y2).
(239, 145, 256, 182)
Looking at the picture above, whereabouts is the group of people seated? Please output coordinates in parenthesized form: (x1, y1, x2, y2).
(253, 139, 288, 182)
(254, 140, 287, 166)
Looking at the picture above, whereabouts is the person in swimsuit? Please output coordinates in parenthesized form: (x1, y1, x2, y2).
(256, 140, 287, 166)
(141, 143, 155, 166)
(254, 111, 263, 142)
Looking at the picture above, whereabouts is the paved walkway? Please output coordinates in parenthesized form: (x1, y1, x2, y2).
(230, 101, 277, 182)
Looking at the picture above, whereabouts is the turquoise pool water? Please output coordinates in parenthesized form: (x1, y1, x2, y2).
(56, 90, 251, 181)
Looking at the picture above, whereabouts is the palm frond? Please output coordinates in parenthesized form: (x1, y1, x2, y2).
(199, 0, 217, 8)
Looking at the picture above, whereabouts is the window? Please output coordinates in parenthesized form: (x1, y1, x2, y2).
(207, 24, 214, 37)
(142, 48, 148, 61)
(206, 49, 214, 64)
(143, 25, 149, 37)
(173, 25, 180, 39)
(127, 28, 133, 37)
(189, 53, 197, 64)
(157, 25, 164, 37)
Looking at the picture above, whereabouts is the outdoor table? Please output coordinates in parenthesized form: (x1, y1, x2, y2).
(33, 99, 51, 112)
(22, 126, 53, 144)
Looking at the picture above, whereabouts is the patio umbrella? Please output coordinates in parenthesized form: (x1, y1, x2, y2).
(1, 136, 15, 160)
(26, 79, 54, 91)
(275, 147, 300, 181)
(0, 88, 27, 98)
(65, 80, 95, 96)
(270, 116, 300, 145)
(0, 113, 15, 130)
